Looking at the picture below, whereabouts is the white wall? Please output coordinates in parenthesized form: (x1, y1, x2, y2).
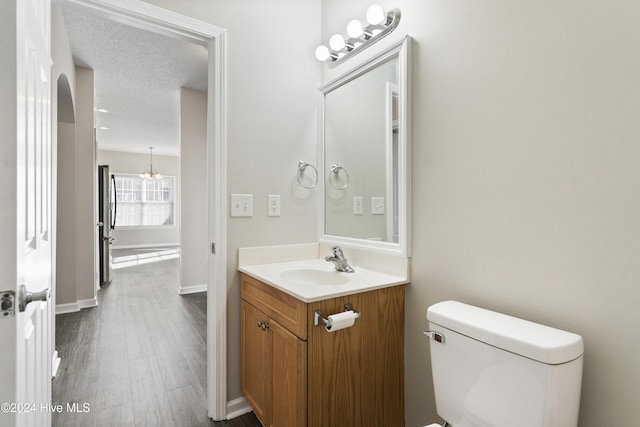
(142, 0, 321, 402)
(97, 150, 180, 247)
(322, 1, 640, 426)
(180, 88, 207, 291)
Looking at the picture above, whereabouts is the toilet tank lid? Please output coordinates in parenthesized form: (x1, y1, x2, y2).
(427, 301, 584, 364)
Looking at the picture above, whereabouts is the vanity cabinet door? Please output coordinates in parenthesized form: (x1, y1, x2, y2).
(242, 298, 307, 427)
(307, 285, 405, 427)
(269, 320, 307, 427)
(241, 301, 270, 425)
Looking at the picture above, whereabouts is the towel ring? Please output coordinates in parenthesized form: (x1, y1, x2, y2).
(329, 164, 349, 190)
(297, 161, 318, 189)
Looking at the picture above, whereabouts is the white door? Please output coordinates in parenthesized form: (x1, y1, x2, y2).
(0, 0, 53, 426)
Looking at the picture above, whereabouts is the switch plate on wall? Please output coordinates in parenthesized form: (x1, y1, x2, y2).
(371, 197, 385, 215)
(353, 196, 363, 215)
(268, 195, 281, 217)
(230, 194, 253, 217)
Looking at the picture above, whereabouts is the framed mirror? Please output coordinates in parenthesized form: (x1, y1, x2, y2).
(319, 36, 412, 256)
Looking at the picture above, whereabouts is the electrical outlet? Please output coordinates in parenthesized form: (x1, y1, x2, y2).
(353, 196, 363, 215)
(230, 194, 253, 217)
(268, 195, 281, 217)
(371, 197, 385, 215)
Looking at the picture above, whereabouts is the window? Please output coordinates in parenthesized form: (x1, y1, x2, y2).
(113, 174, 175, 227)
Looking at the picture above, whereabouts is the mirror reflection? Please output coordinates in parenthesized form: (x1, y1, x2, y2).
(324, 55, 400, 243)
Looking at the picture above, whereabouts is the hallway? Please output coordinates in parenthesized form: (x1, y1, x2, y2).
(52, 247, 260, 426)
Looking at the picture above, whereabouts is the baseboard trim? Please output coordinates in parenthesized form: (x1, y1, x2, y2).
(226, 397, 252, 420)
(51, 350, 61, 378)
(79, 297, 98, 310)
(178, 284, 207, 295)
(56, 302, 79, 314)
(56, 297, 98, 314)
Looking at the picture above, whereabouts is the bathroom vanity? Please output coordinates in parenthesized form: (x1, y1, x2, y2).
(239, 247, 408, 427)
(239, 36, 412, 426)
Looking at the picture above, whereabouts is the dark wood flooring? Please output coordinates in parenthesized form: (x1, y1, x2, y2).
(52, 247, 261, 426)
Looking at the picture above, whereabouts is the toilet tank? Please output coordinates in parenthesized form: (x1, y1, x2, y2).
(426, 301, 584, 427)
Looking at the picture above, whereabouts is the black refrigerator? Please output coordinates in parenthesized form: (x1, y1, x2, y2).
(98, 165, 117, 286)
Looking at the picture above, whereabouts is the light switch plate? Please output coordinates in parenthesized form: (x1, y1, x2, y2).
(230, 194, 253, 217)
(371, 197, 385, 215)
(268, 195, 281, 217)
(353, 196, 363, 215)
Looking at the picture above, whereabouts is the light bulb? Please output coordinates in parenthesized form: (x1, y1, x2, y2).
(329, 34, 346, 51)
(366, 4, 386, 26)
(347, 20, 364, 38)
(315, 45, 331, 61)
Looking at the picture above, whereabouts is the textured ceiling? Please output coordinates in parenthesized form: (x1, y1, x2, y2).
(61, 5, 208, 156)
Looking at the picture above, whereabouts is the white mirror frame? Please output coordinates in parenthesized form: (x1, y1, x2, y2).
(319, 36, 412, 257)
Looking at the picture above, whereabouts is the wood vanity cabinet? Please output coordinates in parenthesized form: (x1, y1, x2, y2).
(240, 273, 404, 427)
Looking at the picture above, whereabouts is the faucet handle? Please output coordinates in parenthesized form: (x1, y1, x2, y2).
(331, 246, 344, 257)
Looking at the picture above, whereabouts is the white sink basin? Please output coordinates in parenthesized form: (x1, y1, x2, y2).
(280, 268, 350, 285)
(238, 258, 408, 302)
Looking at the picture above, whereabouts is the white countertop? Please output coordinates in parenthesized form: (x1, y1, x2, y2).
(238, 258, 409, 303)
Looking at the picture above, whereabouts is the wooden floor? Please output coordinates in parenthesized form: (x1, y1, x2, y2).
(52, 247, 261, 427)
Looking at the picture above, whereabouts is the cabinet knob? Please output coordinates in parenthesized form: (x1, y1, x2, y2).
(257, 320, 269, 331)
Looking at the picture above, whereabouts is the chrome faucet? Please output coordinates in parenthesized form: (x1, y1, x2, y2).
(325, 246, 355, 273)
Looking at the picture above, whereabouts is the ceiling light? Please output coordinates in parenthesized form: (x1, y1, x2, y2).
(139, 147, 162, 180)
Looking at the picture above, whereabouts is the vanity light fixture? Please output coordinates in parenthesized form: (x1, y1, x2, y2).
(139, 146, 163, 180)
(315, 4, 400, 65)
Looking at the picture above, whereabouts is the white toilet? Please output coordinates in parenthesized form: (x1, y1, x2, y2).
(423, 301, 584, 427)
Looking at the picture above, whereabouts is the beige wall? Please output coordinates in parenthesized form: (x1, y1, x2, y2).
(323, 1, 640, 426)
(56, 123, 77, 305)
(180, 88, 208, 290)
(142, 1, 640, 425)
(52, 5, 76, 114)
(52, 5, 78, 307)
(75, 67, 97, 302)
(141, 0, 321, 401)
(97, 150, 181, 248)
(52, 66, 95, 307)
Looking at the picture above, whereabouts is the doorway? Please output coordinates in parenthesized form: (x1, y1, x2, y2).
(55, 0, 228, 420)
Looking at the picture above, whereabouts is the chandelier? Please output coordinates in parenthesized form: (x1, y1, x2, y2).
(139, 147, 162, 180)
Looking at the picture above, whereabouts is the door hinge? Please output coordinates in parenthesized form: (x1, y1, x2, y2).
(211, 243, 216, 254)
(1, 291, 16, 318)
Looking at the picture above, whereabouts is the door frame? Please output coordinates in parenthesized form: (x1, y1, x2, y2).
(60, 0, 228, 420)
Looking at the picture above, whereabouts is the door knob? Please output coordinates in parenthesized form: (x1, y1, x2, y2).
(19, 285, 50, 312)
